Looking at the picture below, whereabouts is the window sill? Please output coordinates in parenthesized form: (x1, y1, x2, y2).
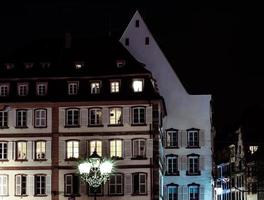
(88, 124, 104, 127)
(34, 159, 47, 162)
(0, 126, 9, 129)
(64, 194, 80, 197)
(108, 124, 123, 127)
(34, 126, 48, 129)
(65, 158, 79, 161)
(165, 146, 179, 149)
(34, 194, 48, 197)
(186, 146, 200, 149)
(186, 171, 201, 176)
(15, 159, 28, 162)
(108, 193, 124, 196)
(0, 159, 9, 162)
(131, 123, 147, 126)
(15, 126, 28, 129)
(131, 157, 147, 160)
(132, 193, 147, 196)
(64, 125, 80, 128)
(165, 171, 179, 176)
(111, 156, 123, 160)
(15, 195, 28, 197)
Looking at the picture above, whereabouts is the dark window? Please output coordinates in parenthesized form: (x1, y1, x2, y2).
(125, 38, 129, 46)
(35, 175, 46, 195)
(189, 185, 199, 200)
(65, 108, 80, 127)
(187, 130, 199, 148)
(167, 156, 178, 175)
(166, 130, 178, 147)
(132, 173, 147, 195)
(34, 109, 47, 128)
(0, 142, 8, 160)
(88, 184, 103, 196)
(88, 108, 102, 126)
(145, 37, 149, 45)
(109, 174, 123, 195)
(133, 139, 146, 158)
(64, 174, 80, 196)
(187, 155, 200, 175)
(16, 110, 27, 128)
(135, 20, 140, 27)
(0, 111, 8, 128)
(168, 185, 178, 200)
(132, 107, 146, 125)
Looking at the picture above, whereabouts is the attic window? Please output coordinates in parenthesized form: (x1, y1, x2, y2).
(125, 38, 129, 46)
(249, 146, 258, 154)
(145, 37, 150, 45)
(135, 20, 140, 27)
(4, 63, 14, 70)
(40, 62, 50, 69)
(116, 60, 126, 68)
(24, 63, 34, 69)
(74, 63, 83, 69)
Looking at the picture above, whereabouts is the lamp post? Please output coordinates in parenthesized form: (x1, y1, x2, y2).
(78, 151, 113, 200)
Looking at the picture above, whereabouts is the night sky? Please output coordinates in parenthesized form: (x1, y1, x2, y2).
(0, 2, 263, 138)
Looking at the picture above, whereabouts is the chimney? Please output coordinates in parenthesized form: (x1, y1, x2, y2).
(65, 32, 72, 48)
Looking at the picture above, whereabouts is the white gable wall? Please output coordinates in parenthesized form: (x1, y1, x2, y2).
(120, 11, 212, 200)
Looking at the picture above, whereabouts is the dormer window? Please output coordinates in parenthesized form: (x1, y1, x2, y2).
(36, 82, 48, 96)
(135, 20, 140, 27)
(125, 38, 129, 46)
(74, 62, 84, 69)
(116, 60, 126, 68)
(40, 62, 50, 69)
(0, 84, 9, 97)
(249, 146, 258, 154)
(110, 81, 120, 93)
(4, 63, 14, 70)
(90, 81, 101, 94)
(68, 81, 79, 95)
(17, 83, 29, 96)
(24, 63, 34, 69)
(132, 79, 143, 92)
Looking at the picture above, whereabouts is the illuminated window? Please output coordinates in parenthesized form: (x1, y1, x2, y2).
(74, 62, 83, 69)
(65, 108, 79, 127)
(0, 175, 8, 195)
(187, 154, 200, 175)
(68, 82, 79, 95)
(166, 130, 178, 148)
(132, 173, 147, 195)
(0, 142, 8, 160)
(132, 79, 143, 92)
(17, 83, 29, 96)
(15, 174, 27, 196)
(34, 109, 47, 128)
(110, 140, 122, 158)
(90, 140, 102, 156)
(116, 60, 126, 68)
(110, 81, 120, 93)
(90, 82, 101, 94)
(35, 141, 46, 160)
(40, 62, 50, 69)
(88, 108, 102, 126)
(16, 110, 27, 128)
(187, 129, 199, 148)
(34, 175, 46, 195)
(0, 111, 8, 128)
(64, 174, 79, 196)
(66, 141, 79, 159)
(132, 107, 145, 125)
(188, 184, 199, 200)
(36, 82, 48, 96)
(0, 84, 9, 96)
(167, 184, 178, 200)
(109, 108, 122, 125)
(249, 146, 258, 154)
(16, 141, 27, 160)
(24, 63, 33, 69)
(166, 155, 178, 175)
(133, 139, 146, 158)
(4, 63, 14, 70)
(109, 173, 123, 195)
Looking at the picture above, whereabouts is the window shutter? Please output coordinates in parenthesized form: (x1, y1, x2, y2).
(81, 108, 88, 127)
(183, 186, 188, 200)
(200, 155, 204, 171)
(124, 174, 132, 195)
(80, 140, 87, 159)
(200, 186, 205, 200)
(46, 175, 51, 195)
(28, 175, 34, 196)
(178, 131, 182, 147)
(59, 140, 65, 162)
(123, 107, 130, 125)
(146, 107, 152, 124)
(181, 130, 187, 147)
(12, 141, 16, 160)
(146, 139, 153, 158)
(15, 175, 21, 195)
(32, 141, 35, 160)
(124, 139, 132, 159)
(102, 108, 108, 125)
(8, 141, 12, 160)
(181, 155, 187, 171)
(59, 108, 65, 127)
(27, 109, 32, 127)
(27, 141, 32, 160)
(199, 129, 205, 146)
(178, 186, 183, 200)
(46, 140, 51, 161)
(102, 140, 109, 157)
(163, 185, 167, 199)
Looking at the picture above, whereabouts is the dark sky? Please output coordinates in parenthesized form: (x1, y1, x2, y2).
(0, 1, 263, 137)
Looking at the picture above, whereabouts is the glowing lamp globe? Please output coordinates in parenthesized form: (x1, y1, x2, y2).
(78, 162, 92, 174)
(99, 160, 113, 174)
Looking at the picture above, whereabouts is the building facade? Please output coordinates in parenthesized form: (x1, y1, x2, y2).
(120, 11, 213, 200)
(0, 36, 164, 200)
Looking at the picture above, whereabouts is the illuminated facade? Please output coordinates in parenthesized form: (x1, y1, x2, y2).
(120, 11, 213, 200)
(0, 36, 164, 200)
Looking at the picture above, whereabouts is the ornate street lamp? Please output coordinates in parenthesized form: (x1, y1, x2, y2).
(78, 151, 114, 200)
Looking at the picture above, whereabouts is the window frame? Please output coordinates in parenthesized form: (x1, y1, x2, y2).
(110, 139, 123, 159)
(131, 107, 146, 125)
(16, 141, 27, 161)
(110, 80, 120, 93)
(17, 83, 29, 96)
(187, 129, 200, 148)
(88, 108, 103, 126)
(0, 174, 8, 196)
(188, 183, 200, 200)
(167, 183, 178, 200)
(109, 107, 123, 126)
(132, 139, 146, 159)
(166, 129, 178, 148)
(132, 172, 147, 195)
(166, 155, 179, 176)
(65, 108, 80, 127)
(64, 173, 80, 196)
(0, 141, 8, 160)
(16, 109, 27, 128)
(34, 109, 47, 128)
(35, 140, 46, 160)
(15, 174, 27, 196)
(36, 82, 48, 96)
(132, 79, 144, 92)
(0, 111, 8, 128)
(0, 83, 10, 97)
(66, 140, 79, 160)
(68, 81, 79, 95)
(34, 174, 46, 196)
(187, 154, 200, 176)
(90, 81, 101, 94)
(108, 173, 124, 196)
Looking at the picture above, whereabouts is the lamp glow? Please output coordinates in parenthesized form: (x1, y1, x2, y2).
(78, 162, 92, 174)
(99, 160, 113, 174)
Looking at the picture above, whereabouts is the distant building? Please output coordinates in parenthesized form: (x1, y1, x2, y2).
(121, 11, 213, 200)
(0, 35, 164, 200)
